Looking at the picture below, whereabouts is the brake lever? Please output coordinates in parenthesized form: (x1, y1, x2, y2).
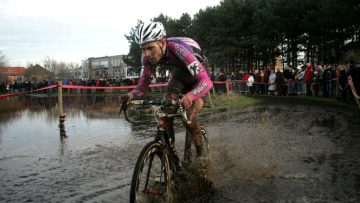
(179, 105, 191, 125)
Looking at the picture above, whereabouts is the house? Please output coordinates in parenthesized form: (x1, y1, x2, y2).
(24, 64, 54, 82)
(0, 67, 26, 83)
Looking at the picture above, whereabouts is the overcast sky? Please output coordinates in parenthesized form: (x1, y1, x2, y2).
(0, 0, 222, 67)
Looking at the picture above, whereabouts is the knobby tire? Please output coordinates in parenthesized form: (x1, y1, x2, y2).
(129, 141, 173, 203)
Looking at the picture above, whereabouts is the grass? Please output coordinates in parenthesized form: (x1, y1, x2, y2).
(209, 94, 260, 109)
(207, 93, 360, 123)
(210, 93, 358, 109)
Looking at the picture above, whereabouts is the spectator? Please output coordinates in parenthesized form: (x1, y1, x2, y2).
(312, 66, 321, 96)
(253, 69, 260, 94)
(298, 65, 306, 95)
(323, 65, 333, 98)
(268, 69, 276, 96)
(338, 65, 348, 102)
(305, 63, 313, 96)
(275, 70, 286, 96)
(283, 65, 295, 96)
(217, 71, 227, 93)
(236, 70, 244, 80)
(258, 69, 266, 95)
(230, 71, 237, 80)
(247, 72, 254, 94)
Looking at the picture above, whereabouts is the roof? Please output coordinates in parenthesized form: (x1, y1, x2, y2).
(0, 67, 27, 75)
(24, 64, 54, 80)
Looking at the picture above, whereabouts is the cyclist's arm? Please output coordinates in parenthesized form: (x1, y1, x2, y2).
(168, 42, 212, 101)
(129, 57, 153, 99)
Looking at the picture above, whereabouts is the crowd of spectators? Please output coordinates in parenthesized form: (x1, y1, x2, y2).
(0, 78, 140, 94)
(1, 61, 359, 103)
(211, 61, 359, 103)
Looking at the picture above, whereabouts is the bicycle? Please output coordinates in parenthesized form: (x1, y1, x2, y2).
(119, 95, 210, 203)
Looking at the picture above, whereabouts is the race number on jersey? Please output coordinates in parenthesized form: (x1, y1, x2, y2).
(187, 61, 203, 76)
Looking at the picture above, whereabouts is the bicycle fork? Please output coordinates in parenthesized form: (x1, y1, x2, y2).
(183, 130, 192, 165)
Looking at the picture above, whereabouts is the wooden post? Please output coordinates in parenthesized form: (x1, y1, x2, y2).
(225, 81, 230, 97)
(58, 81, 63, 115)
(207, 92, 214, 110)
(58, 81, 67, 137)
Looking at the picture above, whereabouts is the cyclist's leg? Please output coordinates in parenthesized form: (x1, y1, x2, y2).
(184, 98, 213, 181)
(184, 98, 204, 158)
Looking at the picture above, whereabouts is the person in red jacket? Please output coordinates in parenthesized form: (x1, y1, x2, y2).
(304, 63, 314, 96)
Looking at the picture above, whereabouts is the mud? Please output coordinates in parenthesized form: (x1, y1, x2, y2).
(1, 101, 359, 202)
(202, 105, 360, 202)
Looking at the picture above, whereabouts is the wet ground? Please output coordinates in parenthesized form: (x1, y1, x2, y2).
(0, 96, 359, 202)
(203, 105, 360, 202)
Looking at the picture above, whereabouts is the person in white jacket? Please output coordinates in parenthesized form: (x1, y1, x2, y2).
(268, 69, 276, 95)
(247, 73, 254, 94)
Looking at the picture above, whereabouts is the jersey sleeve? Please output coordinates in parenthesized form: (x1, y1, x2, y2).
(169, 42, 213, 101)
(131, 56, 153, 99)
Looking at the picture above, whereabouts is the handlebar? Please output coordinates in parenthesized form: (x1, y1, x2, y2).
(119, 95, 191, 125)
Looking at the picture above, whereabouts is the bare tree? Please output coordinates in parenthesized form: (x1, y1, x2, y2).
(0, 51, 7, 68)
(42, 56, 57, 73)
(42, 56, 80, 79)
(67, 62, 80, 79)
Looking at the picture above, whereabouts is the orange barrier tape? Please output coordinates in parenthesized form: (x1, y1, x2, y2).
(0, 84, 58, 99)
(0, 93, 21, 99)
(36, 84, 58, 91)
(62, 85, 137, 89)
(212, 81, 227, 84)
(0, 83, 168, 99)
(2, 78, 356, 100)
(61, 83, 168, 89)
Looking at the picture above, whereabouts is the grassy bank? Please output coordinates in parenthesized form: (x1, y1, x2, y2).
(211, 94, 357, 109)
(208, 94, 360, 123)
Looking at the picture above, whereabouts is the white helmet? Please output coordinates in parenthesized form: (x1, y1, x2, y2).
(134, 22, 166, 45)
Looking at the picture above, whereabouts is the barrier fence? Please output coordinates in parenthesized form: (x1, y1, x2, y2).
(0, 84, 58, 99)
(1, 77, 359, 109)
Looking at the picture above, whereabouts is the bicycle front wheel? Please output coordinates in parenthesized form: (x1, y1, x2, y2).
(130, 141, 173, 203)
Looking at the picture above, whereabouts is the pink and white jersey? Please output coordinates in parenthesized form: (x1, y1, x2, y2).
(132, 37, 212, 101)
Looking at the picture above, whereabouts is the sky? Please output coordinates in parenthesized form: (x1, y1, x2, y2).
(0, 0, 222, 67)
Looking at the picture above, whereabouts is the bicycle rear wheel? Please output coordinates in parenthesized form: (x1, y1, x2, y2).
(130, 141, 173, 203)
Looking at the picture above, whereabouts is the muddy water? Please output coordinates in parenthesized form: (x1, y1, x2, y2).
(1, 96, 359, 202)
(206, 105, 360, 202)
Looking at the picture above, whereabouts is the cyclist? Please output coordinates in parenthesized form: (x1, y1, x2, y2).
(127, 21, 212, 163)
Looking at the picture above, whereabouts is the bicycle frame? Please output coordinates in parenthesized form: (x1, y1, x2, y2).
(142, 99, 188, 165)
(125, 96, 211, 202)
(122, 97, 189, 164)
